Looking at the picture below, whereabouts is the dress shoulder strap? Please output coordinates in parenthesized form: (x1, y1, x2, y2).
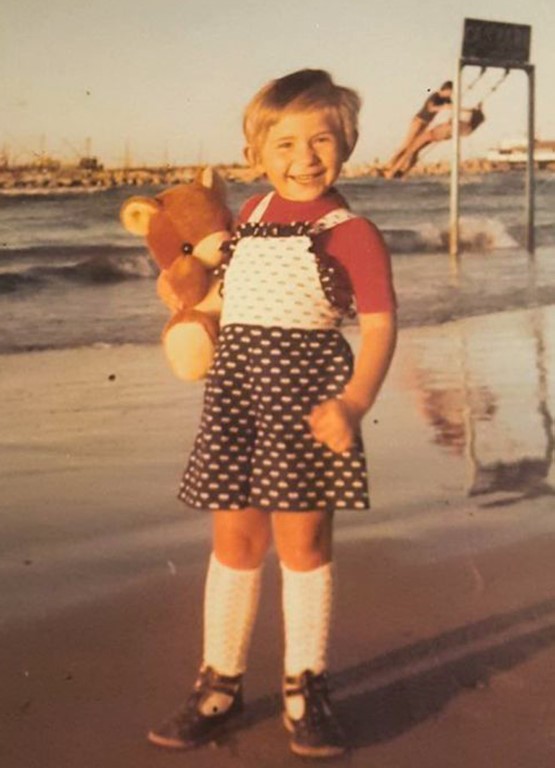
(309, 208, 358, 235)
(247, 192, 275, 222)
(247, 196, 358, 230)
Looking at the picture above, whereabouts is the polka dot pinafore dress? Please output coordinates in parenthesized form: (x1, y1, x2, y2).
(179, 192, 370, 512)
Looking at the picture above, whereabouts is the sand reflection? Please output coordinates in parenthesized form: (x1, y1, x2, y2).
(404, 306, 555, 504)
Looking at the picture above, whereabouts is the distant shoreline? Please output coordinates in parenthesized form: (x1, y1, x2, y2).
(1, 159, 552, 193)
(1, 157, 553, 193)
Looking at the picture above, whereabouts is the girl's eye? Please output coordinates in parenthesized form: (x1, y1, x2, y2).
(277, 142, 293, 150)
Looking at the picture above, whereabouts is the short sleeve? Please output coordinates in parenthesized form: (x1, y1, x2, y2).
(318, 218, 396, 314)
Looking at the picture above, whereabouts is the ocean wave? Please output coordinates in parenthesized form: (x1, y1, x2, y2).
(509, 222, 555, 248)
(35, 253, 156, 284)
(457, 216, 519, 250)
(0, 271, 44, 294)
(0, 243, 144, 264)
(382, 223, 443, 254)
(0, 186, 109, 199)
(0, 247, 156, 293)
(0, 215, 533, 299)
(383, 216, 519, 254)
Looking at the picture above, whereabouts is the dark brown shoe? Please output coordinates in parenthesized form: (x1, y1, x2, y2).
(283, 670, 347, 758)
(148, 666, 244, 750)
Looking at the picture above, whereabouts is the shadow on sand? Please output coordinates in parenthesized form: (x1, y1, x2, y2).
(236, 596, 555, 751)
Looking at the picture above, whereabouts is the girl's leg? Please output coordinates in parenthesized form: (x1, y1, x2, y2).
(272, 510, 334, 677)
(213, 506, 272, 570)
(272, 511, 344, 757)
(148, 508, 271, 749)
(203, 507, 271, 677)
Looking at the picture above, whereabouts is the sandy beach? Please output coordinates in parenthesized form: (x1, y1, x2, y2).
(2, 306, 555, 768)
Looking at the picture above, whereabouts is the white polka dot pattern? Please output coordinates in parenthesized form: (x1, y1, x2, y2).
(180, 202, 371, 513)
(220, 234, 343, 329)
(179, 325, 370, 512)
(220, 206, 358, 331)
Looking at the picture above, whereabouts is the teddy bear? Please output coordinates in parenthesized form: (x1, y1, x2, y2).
(120, 167, 232, 380)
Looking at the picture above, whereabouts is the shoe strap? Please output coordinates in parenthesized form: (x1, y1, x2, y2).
(284, 670, 329, 698)
(197, 667, 242, 696)
(284, 685, 304, 698)
(207, 681, 240, 696)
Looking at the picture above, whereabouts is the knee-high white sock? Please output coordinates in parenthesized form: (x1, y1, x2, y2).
(281, 562, 334, 720)
(281, 561, 334, 677)
(203, 552, 262, 677)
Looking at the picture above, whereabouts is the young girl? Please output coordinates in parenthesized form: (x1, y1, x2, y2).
(148, 68, 397, 759)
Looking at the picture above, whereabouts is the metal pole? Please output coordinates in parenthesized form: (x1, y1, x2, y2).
(449, 60, 463, 259)
(526, 65, 535, 254)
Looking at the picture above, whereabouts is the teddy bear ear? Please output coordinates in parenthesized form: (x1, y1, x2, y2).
(196, 166, 227, 200)
(120, 197, 160, 236)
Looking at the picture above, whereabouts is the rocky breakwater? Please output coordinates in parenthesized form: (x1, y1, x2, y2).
(0, 163, 261, 193)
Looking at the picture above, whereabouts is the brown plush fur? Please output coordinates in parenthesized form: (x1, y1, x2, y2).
(145, 183, 233, 270)
(120, 168, 232, 380)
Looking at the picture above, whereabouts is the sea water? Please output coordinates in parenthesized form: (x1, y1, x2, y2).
(2, 173, 555, 624)
(1, 171, 555, 353)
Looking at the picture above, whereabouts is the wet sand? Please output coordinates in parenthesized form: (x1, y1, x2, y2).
(2, 306, 555, 767)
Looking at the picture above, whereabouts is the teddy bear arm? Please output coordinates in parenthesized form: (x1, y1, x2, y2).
(194, 278, 223, 315)
(156, 270, 182, 312)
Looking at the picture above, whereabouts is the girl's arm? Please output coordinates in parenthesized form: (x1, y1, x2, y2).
(308, 311, 397, 453)
(342, 310, 397, 415)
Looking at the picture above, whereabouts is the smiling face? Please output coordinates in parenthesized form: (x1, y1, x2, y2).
(251, 109, 345, 202)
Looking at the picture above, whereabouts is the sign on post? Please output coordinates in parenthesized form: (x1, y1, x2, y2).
(450, 18, 535, 257)
(462, 18, 531, 65)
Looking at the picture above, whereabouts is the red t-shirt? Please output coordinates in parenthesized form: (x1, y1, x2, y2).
(237, 188, 396, 314)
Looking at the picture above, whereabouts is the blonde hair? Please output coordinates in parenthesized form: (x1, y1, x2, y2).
(243, 69, 361, 163)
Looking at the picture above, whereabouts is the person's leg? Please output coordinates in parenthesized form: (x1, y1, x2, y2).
(148, 507, 271, 749)
(273, 510, 345, 757)
(204, 508, 271, 675)
(388, 126, 436, 178)
(273, 510, 333, 676)
(387, 116, 427, 168)
(213, 506, 272, 569)
(402, 116, 428, 149)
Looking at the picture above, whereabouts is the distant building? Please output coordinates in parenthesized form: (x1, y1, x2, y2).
(487, 138, 555, 168)
(78, 156, 103, 171)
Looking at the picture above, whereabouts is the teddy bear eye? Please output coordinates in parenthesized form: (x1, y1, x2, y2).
(181, 243, 193, 255)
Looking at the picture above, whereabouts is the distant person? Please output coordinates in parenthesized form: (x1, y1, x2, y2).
(388, 104, 485, 178)
(385, 80, 453, 177)
(146, 69, 397, 759)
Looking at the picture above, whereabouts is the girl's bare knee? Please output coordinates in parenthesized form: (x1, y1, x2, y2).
(280, 546, 331, 571)
(272, 511, 333, 571)
(213, 508, 271, 569)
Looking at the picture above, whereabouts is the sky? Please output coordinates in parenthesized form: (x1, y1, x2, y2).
(1, 0, 554, 169)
